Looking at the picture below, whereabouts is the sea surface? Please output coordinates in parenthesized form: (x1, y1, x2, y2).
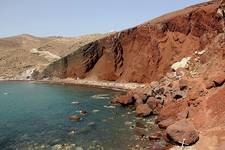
(0, 82, 156, 150)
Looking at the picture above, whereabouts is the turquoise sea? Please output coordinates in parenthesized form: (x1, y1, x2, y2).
(0, 82, 150, 150)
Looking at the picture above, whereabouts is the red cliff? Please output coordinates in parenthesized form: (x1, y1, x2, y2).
(40, 0, 225, 83)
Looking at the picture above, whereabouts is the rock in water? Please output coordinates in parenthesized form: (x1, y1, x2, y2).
(111, 94, 135, 105)
(68, 115, 81, 121)
(80, 110, 88, 115)
(136, 104, 152, 117)
(166, 119, 199, 145)
(135, 121, 146, 129)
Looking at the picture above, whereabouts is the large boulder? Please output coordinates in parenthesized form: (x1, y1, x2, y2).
(146, 97, 159, 109)
(211, 72, 225, 86)
(205, 80, 215, 89)
(166, 120, 199, 145)
(157, 100, 188, 123)
(158, 118, 176, 129)
(158, 109, 189, 129)
(133, 92, 148, 105)
(136, 104, 152, 117)
(146, 97, 163, 115)
(205, 71, 225, 89)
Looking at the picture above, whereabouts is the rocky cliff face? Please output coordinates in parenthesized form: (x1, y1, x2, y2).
(40, 0, 225, 83)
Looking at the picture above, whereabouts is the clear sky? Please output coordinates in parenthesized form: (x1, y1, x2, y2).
(0, 0, 208, 37)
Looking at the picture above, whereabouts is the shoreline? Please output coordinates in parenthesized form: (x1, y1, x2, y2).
(0, 78, 145, 91)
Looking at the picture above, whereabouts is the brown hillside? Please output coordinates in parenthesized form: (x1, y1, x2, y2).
(0, 34, 106, 79)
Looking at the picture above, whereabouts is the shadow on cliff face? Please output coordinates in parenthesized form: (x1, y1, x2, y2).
(38, 41, 103, 80)
(38, 0, 225, 83)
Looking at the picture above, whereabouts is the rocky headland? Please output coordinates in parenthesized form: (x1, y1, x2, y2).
(0, 0, 225, 149)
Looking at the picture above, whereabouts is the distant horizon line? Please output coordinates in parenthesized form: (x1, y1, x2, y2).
(0, 31, 116, 39)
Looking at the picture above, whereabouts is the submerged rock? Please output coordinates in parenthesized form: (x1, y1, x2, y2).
(135, 121, 146, 129)
(68, 115, 81, 121)
(80, 110, 88, 115)
(133, 127, 148, 137)
(87, 122, 96, 126)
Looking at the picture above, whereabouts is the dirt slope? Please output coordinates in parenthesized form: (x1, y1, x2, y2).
(40, 0, 224, 83)
(0, 34, 106, 79)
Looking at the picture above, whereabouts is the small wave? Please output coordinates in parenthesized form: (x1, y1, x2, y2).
(103, 105, 115, 109)
(91, 94, 110, 100)
(3, 92, 8, 95)
(71, 101, 80, 105)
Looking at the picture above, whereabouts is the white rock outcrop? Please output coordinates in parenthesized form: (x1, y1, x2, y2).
(171, 57, 191, 71)
(30, 48, 61, 61)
